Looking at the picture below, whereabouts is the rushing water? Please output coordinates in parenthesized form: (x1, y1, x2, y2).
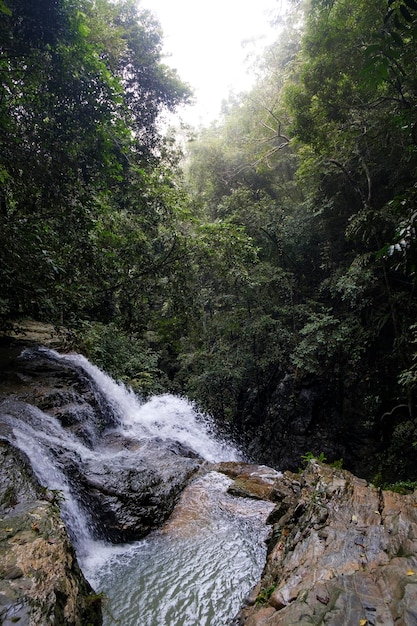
(83, 471, 273, 626)
(2, 349, 277, 625)
(55, 350, 242, 463)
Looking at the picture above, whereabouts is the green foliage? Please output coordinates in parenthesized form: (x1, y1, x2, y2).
(291, 311, 365, 374)
(1, 0, 417, 485)
(383, 480, 417, 495)
(0, 0, 190, 326)
(256, 585, 276, 605)
(81, 322, 167, 395)
(174, 0, 416, 484)
(301, 451, 327, 465)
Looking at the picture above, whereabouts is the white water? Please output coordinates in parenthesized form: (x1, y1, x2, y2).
(51, 350, 241, 463)
(82, 471, 274, 626)
(4, 349, 276, 625)
(2, 406, 96, 551)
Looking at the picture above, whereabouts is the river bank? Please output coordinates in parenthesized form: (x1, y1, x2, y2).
(234, 461, 417, 625)
(1, 330, 417, 625)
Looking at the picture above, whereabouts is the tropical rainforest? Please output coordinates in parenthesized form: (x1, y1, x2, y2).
(1, 0, 416, 483)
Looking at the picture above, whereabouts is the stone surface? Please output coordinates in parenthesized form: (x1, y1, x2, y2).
(0, 341, 203, 542)
(234, 460, 417, 626)
(216, 462, 283, 500)
(74, 438, 201, 542)
(0, 440, 102, 626)
(0, 319, 73, 350)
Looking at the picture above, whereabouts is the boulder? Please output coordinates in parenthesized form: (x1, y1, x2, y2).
(0, 440, 102, 626)
(0, 341, 202, 543)
(234, 460, 417, 625)
(73, 437, 201, 542)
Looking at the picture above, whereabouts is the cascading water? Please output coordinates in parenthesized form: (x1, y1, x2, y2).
(1, 403, 97, 552)
(1, 348, 278, 625)
(50, 349, 241, 463)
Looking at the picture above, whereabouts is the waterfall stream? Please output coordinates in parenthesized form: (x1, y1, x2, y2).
(82, 471, 274, 626)
(1, 348, 277, 625)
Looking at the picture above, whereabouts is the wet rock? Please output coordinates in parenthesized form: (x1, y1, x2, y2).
(234, 460, 417, 625)
(0, 343, 203, 543)
(0, 342, 119, 446)
(216, 462, 282, 501)
(76, 440, 201, 542)
(0, 440, 102, 626)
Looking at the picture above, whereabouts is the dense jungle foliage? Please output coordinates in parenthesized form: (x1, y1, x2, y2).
(1, 0, 417, 482)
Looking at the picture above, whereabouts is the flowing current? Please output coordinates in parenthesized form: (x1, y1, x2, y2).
(3, 349, 276, 626)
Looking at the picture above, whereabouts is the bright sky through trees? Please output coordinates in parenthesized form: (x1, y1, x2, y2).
(141, 0, 288, 126)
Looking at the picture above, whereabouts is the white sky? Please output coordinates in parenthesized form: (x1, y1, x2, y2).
(140, 0, 288, 126)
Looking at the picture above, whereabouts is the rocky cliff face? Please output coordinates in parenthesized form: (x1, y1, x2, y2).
(233, 460, 417, 626)
(0, 440, 102, 626)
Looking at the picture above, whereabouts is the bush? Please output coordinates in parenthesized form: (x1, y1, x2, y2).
(80, 322, 168, 395)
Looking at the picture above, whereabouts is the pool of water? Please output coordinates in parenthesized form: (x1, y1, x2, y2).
(83, 472, 274, 626)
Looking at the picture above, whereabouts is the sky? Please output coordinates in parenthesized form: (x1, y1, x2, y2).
(140, 0, 289, 126)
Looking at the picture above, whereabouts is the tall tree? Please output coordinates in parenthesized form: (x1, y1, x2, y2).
(0, 0, 190, 324)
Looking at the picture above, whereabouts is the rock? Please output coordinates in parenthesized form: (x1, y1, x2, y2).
(0, 343, 203, 543)
(216, 462, 282, 501)
(238, 374, 378, 480)
(0, 341, 119, 446)
(75, 439, 201, 542)
(234, 460, 417, 625)
(0, 440, 102, 626)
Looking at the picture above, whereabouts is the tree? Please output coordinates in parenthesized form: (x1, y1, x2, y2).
(181, 0, 417, 480)
(0, 0, 190, 324)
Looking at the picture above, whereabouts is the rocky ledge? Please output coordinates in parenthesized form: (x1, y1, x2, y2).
(233, 460, 417, 626)
(0, 440, 102, 626)
(0, 341, 202, 543)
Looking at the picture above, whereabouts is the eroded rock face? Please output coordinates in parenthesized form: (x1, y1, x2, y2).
(234, 461, 417, 626)
(0, 341, 202, 543)
(0, 440, 102, 626)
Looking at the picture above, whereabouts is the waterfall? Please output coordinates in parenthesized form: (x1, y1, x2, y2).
(1, 399, 112, 561)
(45, 348, 241, 462)
(1, 348, 277, 625)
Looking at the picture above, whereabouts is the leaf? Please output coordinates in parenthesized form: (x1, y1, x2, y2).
(390, 30, 405, 46)
(406, 569, 416, 576)
(359, 621, 368, 626)
(376, 243, 391, 259)
(364, 44, 382, 57)
(0, 0, 11, 16)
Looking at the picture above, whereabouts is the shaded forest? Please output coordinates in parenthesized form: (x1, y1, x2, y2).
(1, 0, 417, 483)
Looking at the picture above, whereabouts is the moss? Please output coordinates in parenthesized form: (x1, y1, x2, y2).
(1, 485, 18, 509)
(255, 585, 276, 605)
(383, 480, 417, 495)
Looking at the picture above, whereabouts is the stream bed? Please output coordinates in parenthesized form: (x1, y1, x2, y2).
(1, 348, 277, 625)
(83, 472, 274, 626)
